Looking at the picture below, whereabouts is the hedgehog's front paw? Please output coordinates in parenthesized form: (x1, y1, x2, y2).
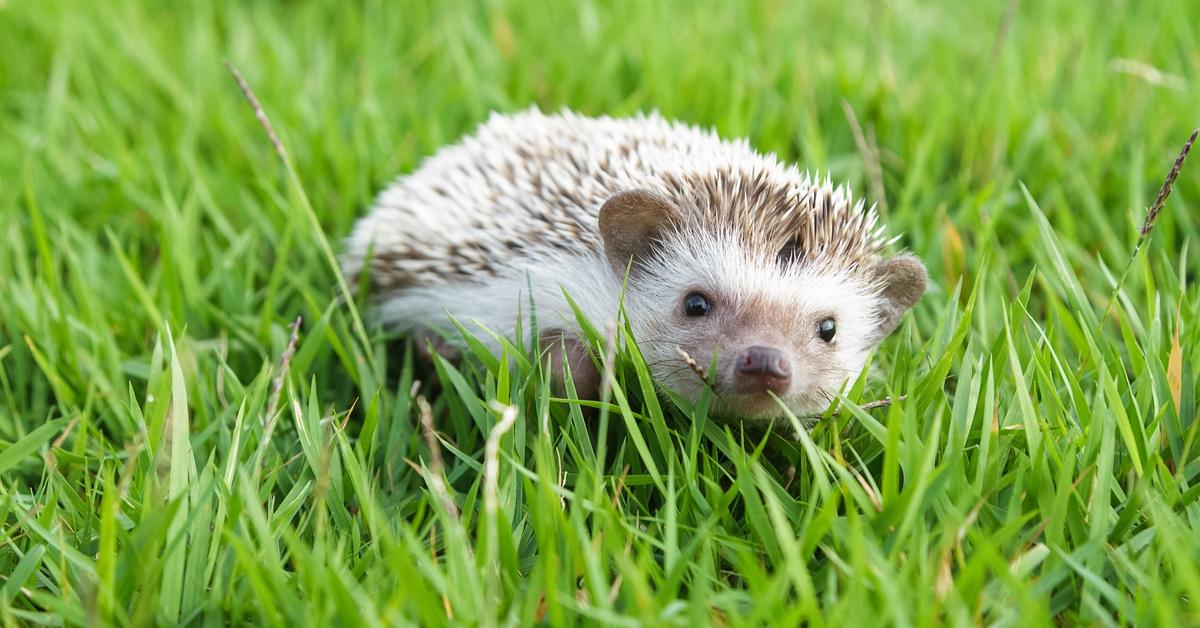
(413, 327, 461, 363)
(539, 331, 600, 401)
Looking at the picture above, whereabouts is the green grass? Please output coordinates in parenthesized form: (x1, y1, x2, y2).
(2, 0, 1199, 624)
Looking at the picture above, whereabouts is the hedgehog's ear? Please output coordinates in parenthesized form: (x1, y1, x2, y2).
(598, 189, 681, 275)
(871, 254, 927, 339)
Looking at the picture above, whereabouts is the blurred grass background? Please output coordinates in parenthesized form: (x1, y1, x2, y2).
(1, 0, 1199, 624)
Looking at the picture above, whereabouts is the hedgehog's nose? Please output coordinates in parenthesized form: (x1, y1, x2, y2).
(735, 346, 791, 395)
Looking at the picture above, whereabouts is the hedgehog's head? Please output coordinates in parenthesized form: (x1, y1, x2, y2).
(598, 187, 926, 421)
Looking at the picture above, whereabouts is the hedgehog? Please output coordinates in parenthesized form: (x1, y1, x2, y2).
(342, 107, 926, 421)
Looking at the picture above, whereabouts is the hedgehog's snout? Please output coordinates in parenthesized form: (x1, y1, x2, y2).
(733, 346, 791, 396)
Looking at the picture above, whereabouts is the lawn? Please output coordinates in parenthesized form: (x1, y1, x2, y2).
(2, 0, 1199, 624)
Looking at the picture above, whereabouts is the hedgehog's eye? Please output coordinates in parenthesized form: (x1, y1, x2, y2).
(683, 292, 711, 317)
(817, 318, 836, 343)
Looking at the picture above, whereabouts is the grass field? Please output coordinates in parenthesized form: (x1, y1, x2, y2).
(2, 0, 1200, 624)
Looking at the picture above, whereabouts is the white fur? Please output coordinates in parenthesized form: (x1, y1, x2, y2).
(375, 250, 625, 346)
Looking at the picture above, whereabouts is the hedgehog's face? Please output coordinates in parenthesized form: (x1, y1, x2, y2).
(599, 189, 926, 422)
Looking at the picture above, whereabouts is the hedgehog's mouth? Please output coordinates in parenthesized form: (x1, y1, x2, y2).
(708, 383, 836, 421)
(712, 391, 794, 421)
